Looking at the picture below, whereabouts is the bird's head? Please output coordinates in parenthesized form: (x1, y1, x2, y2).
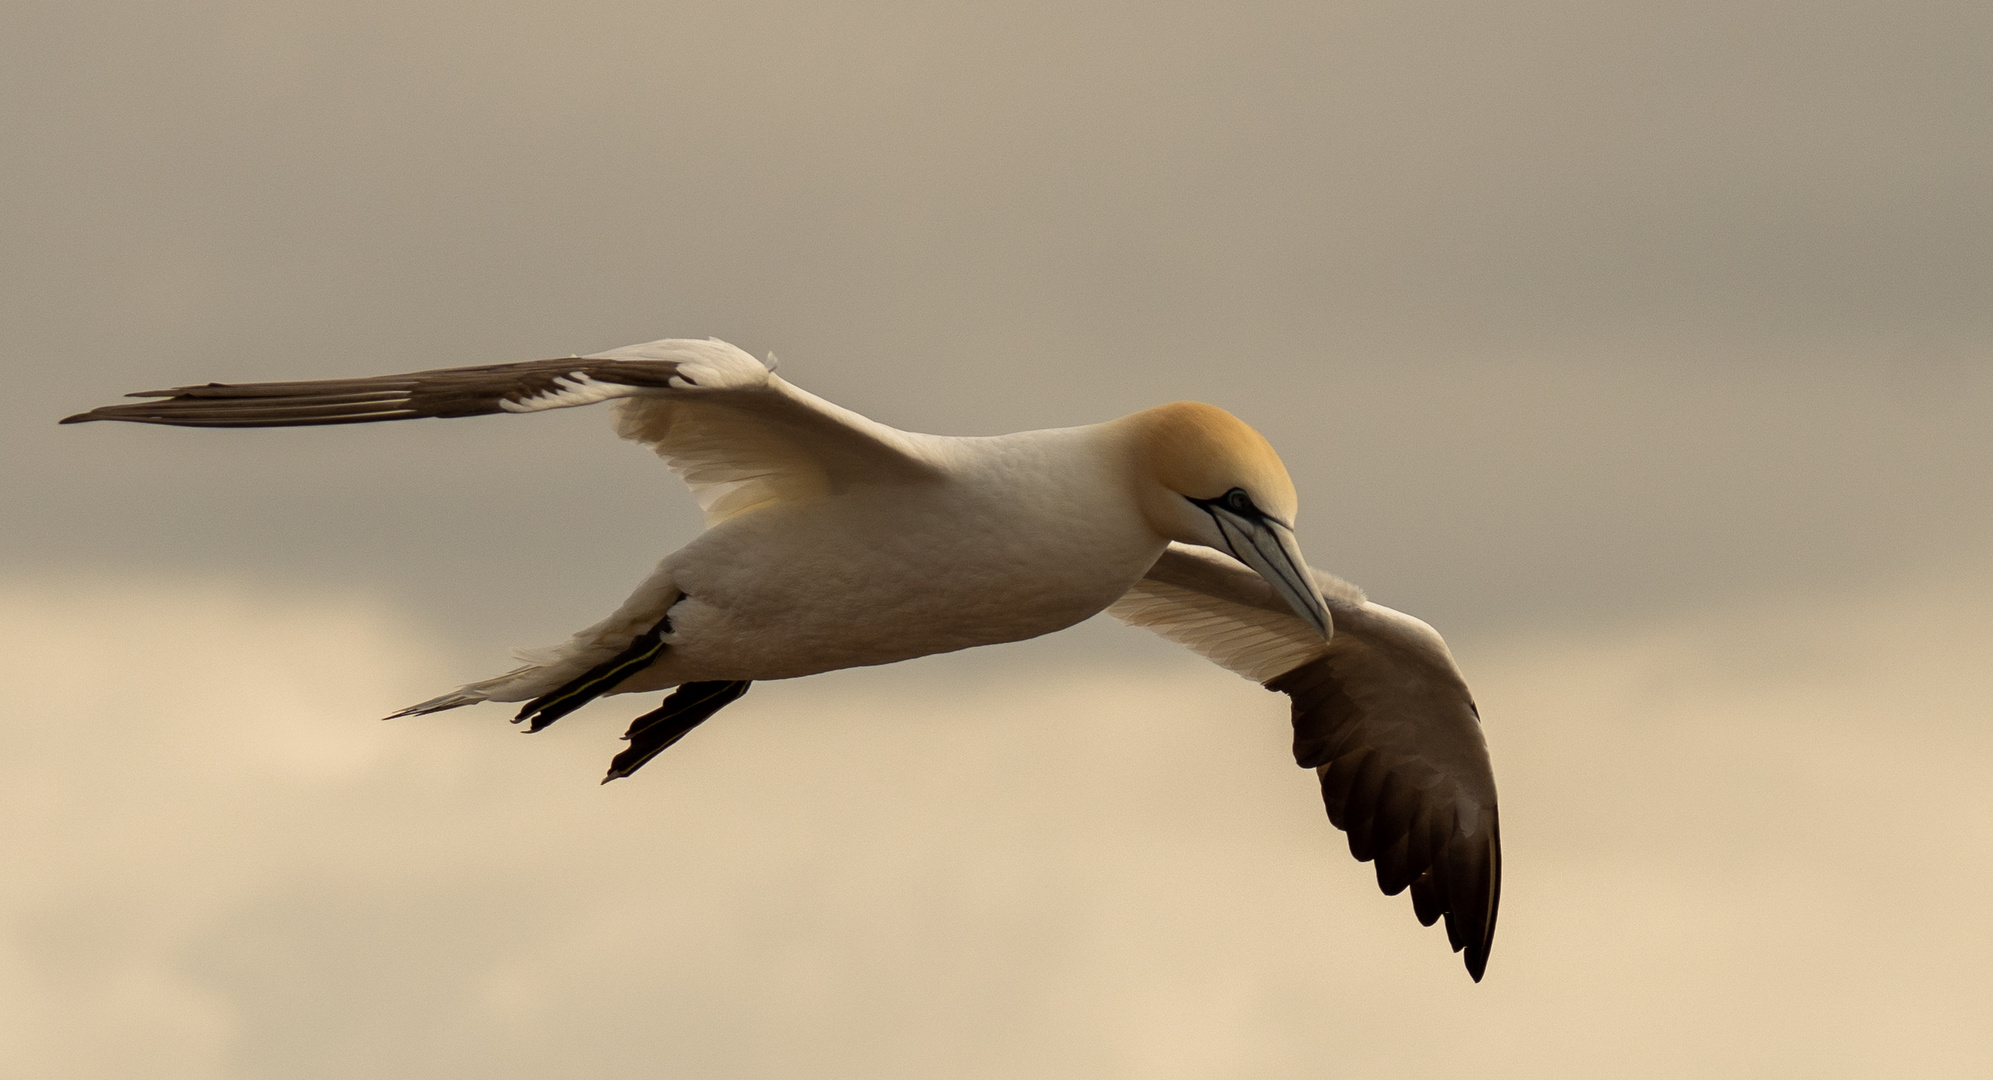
(1124, 402, 1332, 639)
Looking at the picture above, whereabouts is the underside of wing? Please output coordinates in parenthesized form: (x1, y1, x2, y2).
(608, 368, 940, 524)
(1109, 544, 1360, 681)
(1114, 544, 1503, 981)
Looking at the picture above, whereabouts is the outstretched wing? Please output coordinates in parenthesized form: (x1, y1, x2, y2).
(59, 356, 684, 427)
(1111, 544, 1502, 981)
(62, 337, 943, 523)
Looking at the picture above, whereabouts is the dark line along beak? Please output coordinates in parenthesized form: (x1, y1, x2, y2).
(1205, 506, 1334, 639)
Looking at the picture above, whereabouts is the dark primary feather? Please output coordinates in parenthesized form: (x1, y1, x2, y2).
(1266, 616, 1501, 982)
(58, 358, 686, 427)
(1132, 545, 1502, 981)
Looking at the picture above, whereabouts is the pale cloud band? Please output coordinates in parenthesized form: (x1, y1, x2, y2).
(4, 561, 1988, 1078)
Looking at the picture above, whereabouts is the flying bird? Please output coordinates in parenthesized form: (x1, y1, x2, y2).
(63, 337, 1501, 980)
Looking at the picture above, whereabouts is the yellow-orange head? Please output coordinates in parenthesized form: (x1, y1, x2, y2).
(1118, 401, 1330, 637)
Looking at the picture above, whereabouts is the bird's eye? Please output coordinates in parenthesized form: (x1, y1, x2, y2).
(1225, 488, 1252, 513)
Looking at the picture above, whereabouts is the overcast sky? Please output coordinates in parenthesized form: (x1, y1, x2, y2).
(4, 2, 1991, 1076)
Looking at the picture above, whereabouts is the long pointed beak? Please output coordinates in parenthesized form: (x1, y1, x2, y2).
(1209, 511, 1333, 639)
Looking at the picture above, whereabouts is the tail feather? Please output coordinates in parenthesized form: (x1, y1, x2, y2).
(380, 656, 601, 719)
(382, 687, 498, 719)
(384, 568, 683, 721)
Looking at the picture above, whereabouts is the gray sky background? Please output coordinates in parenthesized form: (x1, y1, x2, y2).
(3, 1, 1991, 1076)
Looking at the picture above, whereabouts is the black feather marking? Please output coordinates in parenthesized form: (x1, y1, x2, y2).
(1369, 774, 1425, 894)
(1340, 752, 1392, 862)
(515, 612, 673, 732)
(59, 357, 686, 427)
(1460, 811, 1501, 982)
(602, 681, 751, 783)
(1408, 870, 1443, 927)
(1400, 799, 1437, 888)
(1437, 808, 1503, 982)
(1373, 831, 1413, 896)
(1280, 663, 1363, 769)
(1442, 888, 1470, 953)
(1316, 747, 1372, 831)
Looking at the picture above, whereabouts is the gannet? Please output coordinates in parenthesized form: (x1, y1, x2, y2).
(63, 337, 1501, 980)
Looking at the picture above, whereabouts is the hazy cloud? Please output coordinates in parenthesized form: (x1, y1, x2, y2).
(4, 563, 1989, 1077)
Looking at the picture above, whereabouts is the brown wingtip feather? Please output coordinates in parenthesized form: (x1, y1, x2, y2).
(1269, 647, 1502, 983)
(55, 357, 690, 430)
(1463, 812, 1501, 981)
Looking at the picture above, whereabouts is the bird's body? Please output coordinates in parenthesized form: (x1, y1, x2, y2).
(618, 421, 1163, 689)
(64, 336, 1503, 980)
